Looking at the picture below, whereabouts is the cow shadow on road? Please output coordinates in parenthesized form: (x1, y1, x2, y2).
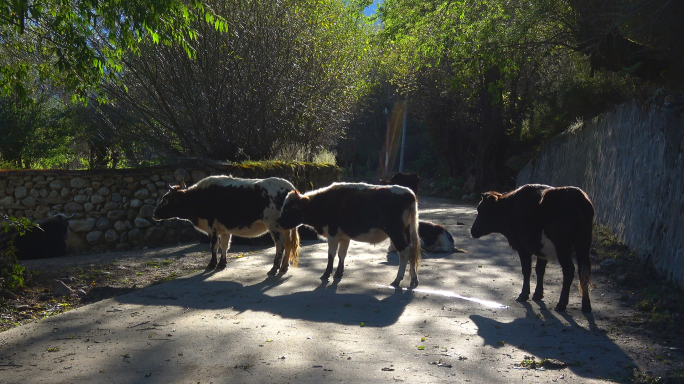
(115, 273, 415, 327)
(470, 302, 634, 381)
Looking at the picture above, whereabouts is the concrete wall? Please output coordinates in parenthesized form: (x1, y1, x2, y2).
(517, 102, 684, 285)
(0, 160, 340, 253)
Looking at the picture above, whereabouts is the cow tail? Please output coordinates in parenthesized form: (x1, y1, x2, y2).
(409, 200, 421, 269)
(286, 227, 301, 267)
(577, 254, 591, 296)
(576, 200, 594, 298)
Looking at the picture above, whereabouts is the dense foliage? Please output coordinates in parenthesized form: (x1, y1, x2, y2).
(1, 0, 682, 189)
(100, 0, 375, 161)
(376, 0, 682, 190)
(0, 0, 212, 100)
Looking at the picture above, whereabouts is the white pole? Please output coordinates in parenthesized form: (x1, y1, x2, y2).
(384, 106, 390, 177)
(398, 98, 409, 172)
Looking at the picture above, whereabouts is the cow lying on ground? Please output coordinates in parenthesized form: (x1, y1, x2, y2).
(0, 213, 72, 260)
(380, 172, 420, 196)
(153, 176, 300, 275)
(276, 182, 421, 287)
(388, 221, 465, 253)
(470, 184, 594, 313)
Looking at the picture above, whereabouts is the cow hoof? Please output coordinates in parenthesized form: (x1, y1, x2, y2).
(279, 266, 289, 275)
(320, 274, 331, 281)
(206, 264, 216, 270)
(532, 293, 544, 301)
(333, 272, 343, 279)
(410, 278, 419, 287)
(390, 280, 401, 287)
(581, 305, 592, 313)
(216, 263, 227, 270)
(515, 294, 529, 302)
(554, 304, 567, 312)
(267, 268, 278, 276)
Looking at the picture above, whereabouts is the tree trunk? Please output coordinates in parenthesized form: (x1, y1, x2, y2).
(474, 67, 510, 192)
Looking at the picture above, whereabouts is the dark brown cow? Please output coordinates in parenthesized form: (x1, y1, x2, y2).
(276, 182, 421, 287)
(470, 184, 594, 313)
(153, 176, 300, 275)
(380, 172, 420, 196)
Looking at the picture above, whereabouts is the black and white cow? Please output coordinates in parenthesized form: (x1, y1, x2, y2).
(276, 182, 421, 287)
(470, 184, 594, 313)
(153, 176, 300, 275)
(0, 213, 72, 260)
(389, 221, 460, 253)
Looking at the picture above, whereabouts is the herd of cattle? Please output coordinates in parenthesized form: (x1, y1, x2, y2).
(0, 172, 595, 313)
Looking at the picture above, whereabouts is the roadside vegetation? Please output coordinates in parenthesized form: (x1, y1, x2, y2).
(591, 225, 684, 384)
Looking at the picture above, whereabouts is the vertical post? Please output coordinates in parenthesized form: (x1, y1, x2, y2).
(398, 98, 409, 172)
(384, 106, 390, 178)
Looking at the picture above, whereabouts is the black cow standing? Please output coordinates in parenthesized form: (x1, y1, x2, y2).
(276, 182, 421, 287)
(0, 214, 71, 260)
(470, 184, 594, 313)
(153, 176, 300, 274)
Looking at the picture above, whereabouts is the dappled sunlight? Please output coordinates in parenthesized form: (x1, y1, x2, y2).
(470, 302, 635, 380)
(377, 284, 509, 309)
(0, 199, 640, 383)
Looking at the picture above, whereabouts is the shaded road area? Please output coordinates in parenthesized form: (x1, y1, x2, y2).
(0, 198, 679, 383)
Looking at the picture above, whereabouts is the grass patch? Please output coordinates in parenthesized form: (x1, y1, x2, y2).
(592, 224, 684, 347)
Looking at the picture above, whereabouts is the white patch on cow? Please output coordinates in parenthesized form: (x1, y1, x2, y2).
(218, 220, 269, 238)
(538, 232, 558, 262)
(388, 184, 414, 196)
(191, 175, 253, 190)
(196, 218, 211, 234)
(325, 225, 389, 245)
(431, 232, 454, 253)
(302, 181, 413, 199)
(353, 228, 390, 244)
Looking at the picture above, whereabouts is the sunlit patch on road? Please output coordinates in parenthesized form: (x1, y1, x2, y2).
(377, 284, 510, 309)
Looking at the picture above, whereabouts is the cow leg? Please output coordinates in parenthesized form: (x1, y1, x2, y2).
(321, 238, 339, 281)
(389, 230, 411, 287)
(267, 230, 285, 276)
(207, 229, 219, 270)
(532, 257, 548, 301)
(217, 233, 232, 270)
(576, 251, 592, 313)
(333, 239, 350, 279)
(555, 251, 575, 312)
(408, 244, 419, 286)
(516, 251, 533, 302)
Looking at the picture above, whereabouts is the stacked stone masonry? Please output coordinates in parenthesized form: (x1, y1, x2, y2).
(0, 161, 340, 254)
(517, 102, 684, 286)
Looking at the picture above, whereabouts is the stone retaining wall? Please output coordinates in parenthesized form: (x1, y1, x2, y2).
(517, 103, 684, 285)
(0, 160, 340, 254)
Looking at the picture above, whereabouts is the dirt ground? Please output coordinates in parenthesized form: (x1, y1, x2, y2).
(1, 198, 683, 383)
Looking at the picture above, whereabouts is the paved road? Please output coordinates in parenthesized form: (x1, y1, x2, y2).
(0, 198, 670, 383)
